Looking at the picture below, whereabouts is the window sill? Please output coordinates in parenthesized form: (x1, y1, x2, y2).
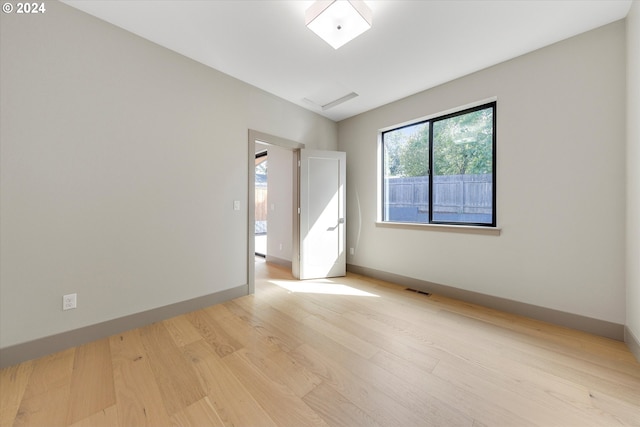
(375, 221, 501, 236)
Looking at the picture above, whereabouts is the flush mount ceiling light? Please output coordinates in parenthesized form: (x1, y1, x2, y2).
(305, 0, 372, 49)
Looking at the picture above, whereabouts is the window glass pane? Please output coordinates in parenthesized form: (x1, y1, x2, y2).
(383, 123, 429, 223)
(432, 107, 493, 224)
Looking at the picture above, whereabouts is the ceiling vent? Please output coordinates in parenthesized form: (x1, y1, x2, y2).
(304, 91, 359, 111)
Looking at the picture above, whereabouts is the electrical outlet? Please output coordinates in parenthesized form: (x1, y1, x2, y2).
(63, 293, 77, 311)
(350, 248, 355, 255)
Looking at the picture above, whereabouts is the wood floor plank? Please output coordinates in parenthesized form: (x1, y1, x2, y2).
(508, 345, 640, 406)
(263, 291, 571, 426)
(264, 349, 322, 398)
(169, 397, 225, 427)
(139, 322, 206, 416)
(231, 292, 270, 313)
(302, 382, 383, 427)
(424, 304, 640, 397)
(350, 298, 640, 425)
(0, 359, 33, 427)
(67, 405, 118, 427)
(181, 340, 278, 427)
(208, 301, 295, 356)
(207, 301, 322, 398)
(348, 350, 472, 426)
(223, 348, 329, 427)
(12, 348, 75, 427)
(342, 309, 463, 369)
(65, 338, 115, 425)
(223, 300, 304, 353)
(205, 306, 267, 354)
(163, 315, 203, 348)
(586, 388, 640, 426)
(291, 343, 439, 427)
(300, 313, 378, 359)
(255, 292, 313, 323)
(422, 310, 640, 419)
(236, 344, 322, 399)
(434, 304, 640, 377)
(433, 357, 599, 427)
(431, 293, 638, 361)
(213, 302, 325, 399)
(186, 308, 242, 358)
(368, 345, 537, 427)
(308, 297, 444, 373)
(248, 304, 316, 348)
(109, 330, 172, 427)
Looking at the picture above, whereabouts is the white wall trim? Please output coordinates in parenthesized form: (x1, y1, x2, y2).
(376, 221, 501, 236)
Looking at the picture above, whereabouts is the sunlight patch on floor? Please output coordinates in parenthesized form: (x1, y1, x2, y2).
(269, 279, 379, 297)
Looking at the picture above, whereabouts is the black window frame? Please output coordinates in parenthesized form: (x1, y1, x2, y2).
(381, 101, 497, 227)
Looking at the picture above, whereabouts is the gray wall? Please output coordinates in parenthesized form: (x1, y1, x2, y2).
(338, 21, 627, 326)
(0, 1, 337, 349)
(627, 2, 640, 350)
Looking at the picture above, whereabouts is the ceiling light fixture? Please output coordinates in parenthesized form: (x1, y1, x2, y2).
(305, 0, 372, 49)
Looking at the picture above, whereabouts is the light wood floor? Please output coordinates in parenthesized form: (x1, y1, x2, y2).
(2, 259, 640, 427)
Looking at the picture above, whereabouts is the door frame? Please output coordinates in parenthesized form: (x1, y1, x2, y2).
(247, 130, 304, 294)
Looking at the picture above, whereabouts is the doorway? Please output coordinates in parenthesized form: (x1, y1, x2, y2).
(247, 130, 304, 294)
(255, 149, 268, 258)
(247, 131, 347, 292)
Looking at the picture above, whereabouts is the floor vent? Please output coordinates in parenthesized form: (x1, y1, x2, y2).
(405, 288, 431, 296)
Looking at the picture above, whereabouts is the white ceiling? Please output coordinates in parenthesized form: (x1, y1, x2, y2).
(62, 0, 632, 122)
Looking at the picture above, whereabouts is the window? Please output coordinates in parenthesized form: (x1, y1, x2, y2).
(382, 102, 496, 226)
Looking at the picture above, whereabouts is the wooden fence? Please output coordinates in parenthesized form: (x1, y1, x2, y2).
(385, 174, 492, 215)
(255, 184, 268, 234)
(255, 186, 268, 221)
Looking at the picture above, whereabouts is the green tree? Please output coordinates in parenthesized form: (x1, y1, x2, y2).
(398, 126, 429, 177)
(384, 123, 429, 177)
(433, 108, 492, 176)
(383, 130, 403, 176)
(384, 107, 492, 178)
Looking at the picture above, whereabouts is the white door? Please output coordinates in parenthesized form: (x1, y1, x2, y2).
(297, 149, 346, 280)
